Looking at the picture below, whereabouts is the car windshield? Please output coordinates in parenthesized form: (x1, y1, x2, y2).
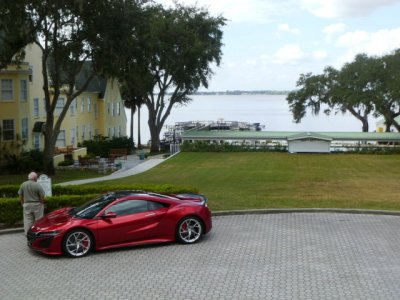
(71, 194, 116, 219)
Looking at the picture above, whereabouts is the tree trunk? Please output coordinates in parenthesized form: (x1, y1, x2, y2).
(137, 106, 142, 149)
(148, 114, 160, 153)
(361, 118, 369, 132)
(391, 119, 400, 132)
(130, 107, 134, 143)
(347, 107, 369, 132)
(42, 119, 57, 175)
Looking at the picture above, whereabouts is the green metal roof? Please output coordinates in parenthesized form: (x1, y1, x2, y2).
(181, 130, 400, 142)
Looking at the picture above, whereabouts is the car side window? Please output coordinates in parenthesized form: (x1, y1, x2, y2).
(148, 201, 168, 211)
(105, 200, 148, 217)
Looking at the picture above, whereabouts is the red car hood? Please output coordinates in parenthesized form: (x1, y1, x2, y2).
(32, 207, 73, 230)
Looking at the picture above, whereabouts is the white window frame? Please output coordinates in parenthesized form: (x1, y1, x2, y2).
(56, 130, 66, 147)
(1, 79, 13, 101)
(55, 98, 65, 117)
(20, 79, 27, 102)
(87, 97, 91, 113)
(2, 119, 15, 141)
(21, 118, 28, 140)
(33, 98, 39, 118)
(70, 99, 75, 116)
(82, 125, 86, 140)
(70, 128, 76, 146)
(33, 133, 40, 150)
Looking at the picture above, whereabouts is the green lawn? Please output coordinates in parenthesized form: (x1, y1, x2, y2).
(91, 152, 400, 212)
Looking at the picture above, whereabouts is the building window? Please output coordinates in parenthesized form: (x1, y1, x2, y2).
(87, 97, 91, 113)
(21, 118, 28, 140)
(2, 119, 15, 140)
(112, 103, 115, 116)
(20, 80, 27, 102)
(117, 102, 121, 115)
(29, 66, 33, 82)
(81, 98, 85, 113)
(107, 103, 110, 115)
(70, 100, 75, 116)
(76, 126, 79, 141)
(33, 98, 39, 118)
(56, 130, 66, 147)
(70, 128, 76, 146)
(118, 125, 122, 137)
(55, 98, 64, 117)
(1, 79, 13, 101)
(82, 125, 86, 140)
(88, 124, 92, 140)
(33, 133, 40, 150)
(94, 103, 98, 119)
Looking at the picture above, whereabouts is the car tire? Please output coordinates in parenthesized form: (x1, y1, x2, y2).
(176, 216, 203, 244)
(62, 229, 94, 258)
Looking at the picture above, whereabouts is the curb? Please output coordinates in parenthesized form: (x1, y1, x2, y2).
(0, 227, 24, 235)
(212, 208, 400, 216)
(2, 208, 400, 236)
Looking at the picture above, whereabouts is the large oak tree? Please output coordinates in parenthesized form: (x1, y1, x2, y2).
(120, 4, 225, 152)
(1, 0, 145, 174)
(286, 52, 400, 132)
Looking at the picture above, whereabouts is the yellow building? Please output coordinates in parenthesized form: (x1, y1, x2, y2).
(0, 44, 127, 152)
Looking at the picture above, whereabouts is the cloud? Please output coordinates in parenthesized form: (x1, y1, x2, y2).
(312, 50, 328, 60)
(155, 0, 295, 23)
(335, 27, 400, 65)
(300, 0, 400, 18)
(272, 44, 305, 64)
(323, 23, 347, 42)
(278, 23, 301, 35)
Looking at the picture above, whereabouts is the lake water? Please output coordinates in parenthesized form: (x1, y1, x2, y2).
(125, 94, 378, 144)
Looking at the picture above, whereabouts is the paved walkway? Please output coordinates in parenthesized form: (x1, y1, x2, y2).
(2, 213, 400, 299)
(58, 154, 166, 186)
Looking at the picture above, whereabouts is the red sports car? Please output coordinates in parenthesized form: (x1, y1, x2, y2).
(27, 190, 212, 258)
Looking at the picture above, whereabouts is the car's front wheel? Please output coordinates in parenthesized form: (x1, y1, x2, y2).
(62, 229, 94, 258)
(176, 217, 203, 244)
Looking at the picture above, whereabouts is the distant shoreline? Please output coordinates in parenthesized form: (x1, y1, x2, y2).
(192, 90, 290, 96)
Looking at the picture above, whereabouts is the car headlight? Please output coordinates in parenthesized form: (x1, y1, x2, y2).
(36, 230, 63, 238)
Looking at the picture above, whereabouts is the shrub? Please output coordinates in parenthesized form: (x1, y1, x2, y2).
(80, 135, 135, 157)
(180, 140, 288, 152)
(0, 149, 44, 175)
(58, 159, 74, 166)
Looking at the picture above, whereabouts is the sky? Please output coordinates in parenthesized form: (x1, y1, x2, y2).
(156, 0, 400, 92)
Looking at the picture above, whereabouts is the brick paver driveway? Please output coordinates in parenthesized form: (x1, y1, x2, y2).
(1, 213, 400, 299)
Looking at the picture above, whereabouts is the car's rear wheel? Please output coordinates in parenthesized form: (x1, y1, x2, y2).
(62, 229, 93, 258)
(177, 217, 203, 244)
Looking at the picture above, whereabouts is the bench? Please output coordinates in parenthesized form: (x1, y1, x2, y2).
(109, 148, 128, 160)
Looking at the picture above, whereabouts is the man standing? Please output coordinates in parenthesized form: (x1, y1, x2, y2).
(18, 172, 45, 235)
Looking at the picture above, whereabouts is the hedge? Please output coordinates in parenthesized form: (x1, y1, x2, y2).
(0, 184, 198, 226)
(0, 183, 198, 198)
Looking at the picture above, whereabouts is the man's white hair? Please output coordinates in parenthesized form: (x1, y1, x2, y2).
(28, 172, 38, 180)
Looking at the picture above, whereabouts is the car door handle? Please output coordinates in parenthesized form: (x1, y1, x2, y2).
(145, 213, 156, 217)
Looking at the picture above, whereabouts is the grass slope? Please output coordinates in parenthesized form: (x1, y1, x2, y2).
(96, 152, 400, 212)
